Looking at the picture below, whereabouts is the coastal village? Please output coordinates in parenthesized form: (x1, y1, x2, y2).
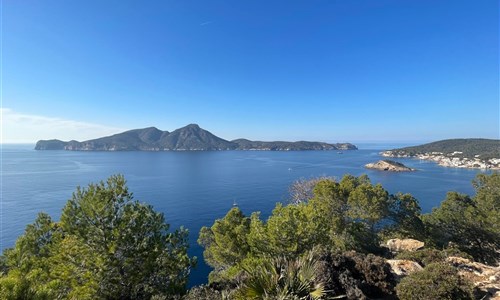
(381, 150, 500, 170)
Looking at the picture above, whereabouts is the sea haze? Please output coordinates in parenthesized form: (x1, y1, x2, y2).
(1, 144, 489, 286)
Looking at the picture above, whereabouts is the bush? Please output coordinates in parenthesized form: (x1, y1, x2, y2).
(182, 285, 226, 300)
(317, 251, 396, 299)
(236, 251, 326, 300)
(396, 262, 474, 300)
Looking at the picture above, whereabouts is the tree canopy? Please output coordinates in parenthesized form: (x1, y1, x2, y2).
(198, 174, 425, 285)
(2, 172, 499, 299)
(0, 175, 195, 300)
(423, 173, 500, 264)
(198, 173, 499, 299)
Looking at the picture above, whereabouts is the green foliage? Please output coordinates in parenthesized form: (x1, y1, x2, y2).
(383, 193, 425, 240)
(472, 172, 500, 233)
(306, 175, 423, 252)
(316, 251, 396, 299)
(396, 262, 474, 300)
(182, 285, 229, 300)
(288, 176, 337, 205)
(0, 213, 60, 300)
(198, 207, 251, 283)
(0, 175, 195, 299)
(250, 203, 326, 257)
(236, 251, 326, 300)
(196, 172, 499, 298)
(199, 174, 425, 287)
(5, 172, 496, 298)
(347, 182, 389, 229)
(424, 173, 500, 264)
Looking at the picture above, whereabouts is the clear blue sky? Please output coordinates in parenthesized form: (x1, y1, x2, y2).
(3, 0, 499, 143)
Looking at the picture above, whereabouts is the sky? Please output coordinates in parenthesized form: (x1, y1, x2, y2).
(2, 0, 499, 143)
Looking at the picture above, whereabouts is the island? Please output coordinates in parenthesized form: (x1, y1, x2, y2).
(365, 160, 415, 172)
(381, 139, 500, 170)
(35, 124, 358, 151)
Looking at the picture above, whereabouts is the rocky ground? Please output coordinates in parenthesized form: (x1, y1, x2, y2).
(384, 239, 500, 300)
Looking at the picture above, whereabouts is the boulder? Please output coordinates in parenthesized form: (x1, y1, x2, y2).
(447, 256, 500, 299)
(385, 238, 425, 252)
(386, 259, 423, 277)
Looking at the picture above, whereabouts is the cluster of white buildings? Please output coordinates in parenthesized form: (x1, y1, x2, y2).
(381, 151, 500, 170)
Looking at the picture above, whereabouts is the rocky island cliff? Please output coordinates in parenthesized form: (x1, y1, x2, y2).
(381, 139, 500, 170)
(35, 124, 357, 151)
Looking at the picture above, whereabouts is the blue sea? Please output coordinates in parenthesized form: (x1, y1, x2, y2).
(1, 144, 489, 286)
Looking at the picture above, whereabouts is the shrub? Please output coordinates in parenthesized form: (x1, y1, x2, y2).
(235, 251, 326, 300)
(317, 251, 396, 299)
(396, 262, 474, 300)
(182, 285, 227, 300)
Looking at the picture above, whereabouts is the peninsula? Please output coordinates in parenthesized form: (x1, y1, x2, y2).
(35, 124, 357, 151)
(381, 139, 500, 170)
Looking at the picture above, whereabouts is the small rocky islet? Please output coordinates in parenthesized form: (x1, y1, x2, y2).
(365, 160, 415, 172)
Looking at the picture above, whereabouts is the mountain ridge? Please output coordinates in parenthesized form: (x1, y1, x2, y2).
(35, 124, 357, 151)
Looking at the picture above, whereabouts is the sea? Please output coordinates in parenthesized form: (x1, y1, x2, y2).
(1, 144, 490, 286)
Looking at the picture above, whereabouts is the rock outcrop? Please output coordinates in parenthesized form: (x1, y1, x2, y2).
(384, 238, 425, 252)
(386, 259, 423, 277)
(365, 160, 415, 172)
(447, 256, 500, 299)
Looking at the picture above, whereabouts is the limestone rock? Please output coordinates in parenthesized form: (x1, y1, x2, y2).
(447, 256, 500, 299)
(386, 259, 423, 277)
(385, 238, 425, 252)
(365, 160, 415, 172)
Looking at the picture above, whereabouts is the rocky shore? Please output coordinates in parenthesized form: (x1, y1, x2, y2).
(381, 150, 500, 170)
(365, 160, 415, 172)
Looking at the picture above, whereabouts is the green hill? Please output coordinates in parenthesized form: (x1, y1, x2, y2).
(387, 139, 500, 160)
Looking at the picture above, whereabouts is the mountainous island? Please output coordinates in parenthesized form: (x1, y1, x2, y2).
(381, 139, 500, 170)
(35, 124, 357, 151)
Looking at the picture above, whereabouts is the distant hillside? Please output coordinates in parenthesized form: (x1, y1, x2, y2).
(381, 139, 500, 170)
(231, 139, 356, 151)
(64, 127, 170, 151)
(35, 124, 357, 151)
(385, 139, 500, 160)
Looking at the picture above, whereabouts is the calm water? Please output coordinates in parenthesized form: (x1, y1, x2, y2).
(1, 144, 488, 286)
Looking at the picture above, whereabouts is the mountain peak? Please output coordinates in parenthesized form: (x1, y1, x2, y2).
(34, 124, 358, 151)
(183, 124, 201, 129)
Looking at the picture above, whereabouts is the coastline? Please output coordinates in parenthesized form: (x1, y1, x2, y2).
(381, 151, 500, 170)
